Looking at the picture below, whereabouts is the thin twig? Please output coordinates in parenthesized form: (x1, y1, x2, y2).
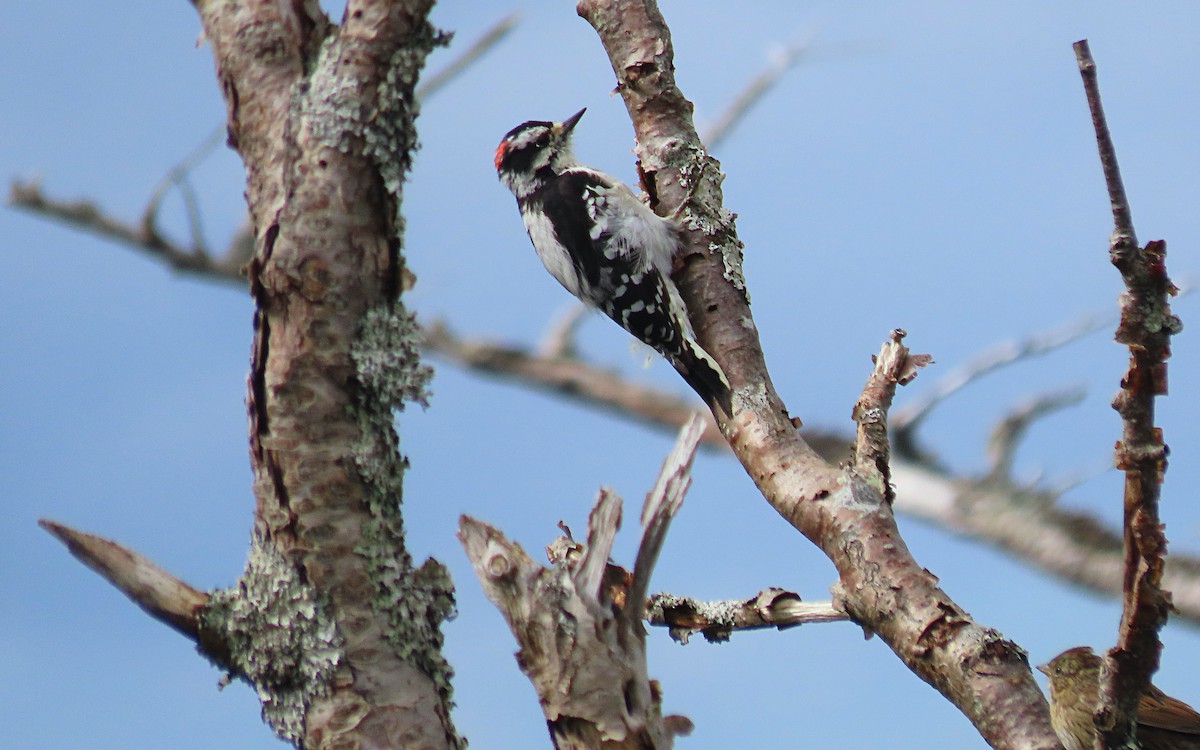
(1074, 40, 1135, 245)
(537, 303, 588, 358)
(985, 387, 1086, 481)
(140, 125, 225, 255)
(8, 180, 245, 286)
(702, 34, 812, 149)
(416, 12, 519, 101)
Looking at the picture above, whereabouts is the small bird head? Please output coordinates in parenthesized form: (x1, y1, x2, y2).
(1038, 646, 1102, 688)
(1039, 646, 1103, 703)
(495, 108, 586, 196)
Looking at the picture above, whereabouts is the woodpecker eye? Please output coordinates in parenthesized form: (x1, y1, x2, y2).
(534, 134, 550, 148)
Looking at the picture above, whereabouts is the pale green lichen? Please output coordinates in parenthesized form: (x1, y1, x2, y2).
(304, 17, 459, 745)
(669, 142, 748, 297)
(352, 305, 432, 411)
(200, 540, 343, 745)
(304, 22, 448, 230)
(304, 39, 369, 157)
(350, 302, 459, 744)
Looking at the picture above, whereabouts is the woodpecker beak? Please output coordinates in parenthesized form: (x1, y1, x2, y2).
(559, 108, 586, 136)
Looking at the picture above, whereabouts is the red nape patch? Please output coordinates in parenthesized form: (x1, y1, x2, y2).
(493, 141, 508, 171)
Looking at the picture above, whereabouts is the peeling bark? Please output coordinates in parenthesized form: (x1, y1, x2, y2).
(576, 2, 1059, 747)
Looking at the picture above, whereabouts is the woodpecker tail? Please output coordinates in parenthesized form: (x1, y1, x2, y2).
(671, 337, 732, 414)
(659, 278, 731, 413)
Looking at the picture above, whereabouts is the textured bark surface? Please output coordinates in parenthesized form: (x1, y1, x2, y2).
(191, 1, 458, 747)
(576, 1, 1060, 747)
(460, 417, 706, 749)
(1074, 40, 1178, 750)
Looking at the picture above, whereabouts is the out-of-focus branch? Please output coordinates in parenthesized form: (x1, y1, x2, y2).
(423, 319, 729, 448)
(645, 589, 847, 644)
(537, 303, 587, 358)
(416, 12, 519, 101)
(10, 11, 519, 292)
(8, 180, 246, 286)
(141, 125, 225, 257)
(1075, 39, 1177, 750)
(701, 34, 812, 149)
(985, 387, 1086, 481)
(892, 311, 1109, 452)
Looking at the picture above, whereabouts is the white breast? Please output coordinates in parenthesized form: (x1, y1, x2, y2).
(522, 206, 583, 298)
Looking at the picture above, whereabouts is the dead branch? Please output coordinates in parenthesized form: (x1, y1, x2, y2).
(851, 329, 931, 504)
(416, 12, 519, 101)
(39, 520, 214, 647)
(985, 387, 1087, 481)
(628, 413, 706, 621)
(459, 417, 705, 748)
(646, 589, 847, 643)
(1075, 39, 1178, 750)
(577, 1, 1058, 746)
(8, 179, 245, 286)
(893, 310, 1109, 448)
(701, 34, 812, 149)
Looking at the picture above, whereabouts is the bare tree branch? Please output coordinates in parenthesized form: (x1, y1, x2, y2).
(8, 180, 245, 286)
(701, 34, 812, 149)
(416, 12, 519, 101)
(646, 589, 847, 644)
(458, 417, 704, 746)
(21, 175, 1200, 634)
(985, 387, 1087, 480)
(851, 329, 930, 504)
(39, 519, 212, 645)
(627, 413, 705, 622)
(577, 2, 1058, 747)
(420, 319, 1200, 627)
(1075, 38, 1178, 750)
(893, 310, 1109, 447)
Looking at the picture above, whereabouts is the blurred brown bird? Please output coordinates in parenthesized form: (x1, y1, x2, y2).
(1038, 646, 1200, 750)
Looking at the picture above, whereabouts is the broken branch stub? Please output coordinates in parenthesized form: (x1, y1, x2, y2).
(457, 416, 706, 748)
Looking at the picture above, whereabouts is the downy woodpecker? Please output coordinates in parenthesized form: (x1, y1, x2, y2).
(494, 108, 730, 410)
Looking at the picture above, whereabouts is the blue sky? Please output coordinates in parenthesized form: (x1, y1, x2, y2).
(3, 2, 1200, 748)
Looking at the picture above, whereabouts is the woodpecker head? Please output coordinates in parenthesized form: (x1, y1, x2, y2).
(495, 108, 585, 197)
